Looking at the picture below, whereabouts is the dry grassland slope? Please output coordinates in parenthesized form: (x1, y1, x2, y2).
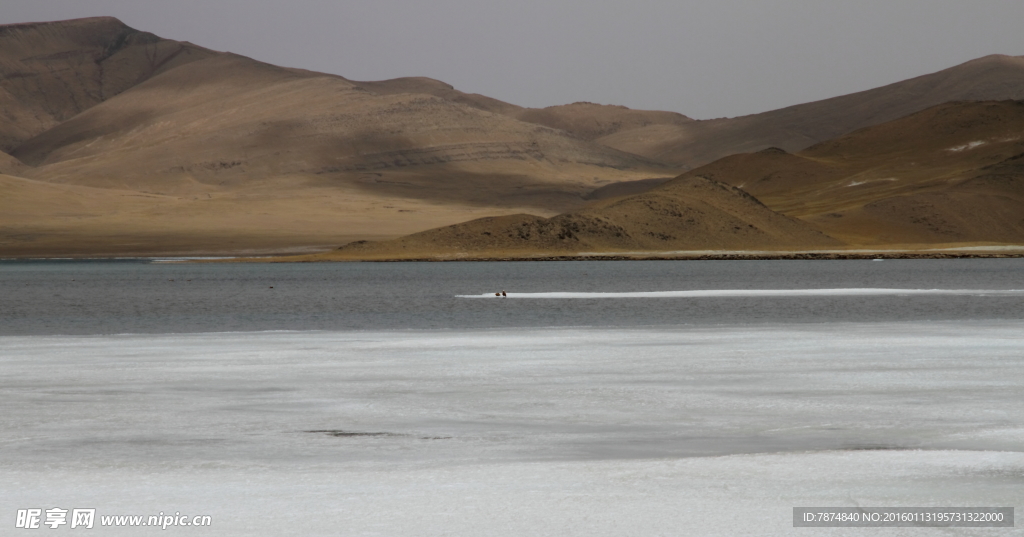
(0, 18, 673, 256)
(12, 50, 666, 208)
(4, 17, 1023, 257)
(0, 16, 218, 152)
(598, 55, 1024, 169)
(676, 100, 1024, 245)
(350, 78, 694, 142)
(0, 150, 24, 175)
(323, 176, 838, 259)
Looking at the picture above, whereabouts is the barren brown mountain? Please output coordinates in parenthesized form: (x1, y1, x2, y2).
(0, 17, 217, 152)
(0, 17, 669, 257)
(11, 48, 665, 204)
(3, 16, 1023, 258)
(598, 55, 1024, 169)
(313, 99, 1024, 260)
(315, 176, 839, 260)
(672, 100, 1024, 245)
(349, 78, 695, 141)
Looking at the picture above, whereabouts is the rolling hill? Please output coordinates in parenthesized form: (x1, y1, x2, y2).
(597, 54, 1024, 169)
(0, 17, 669, 256)
(0, 150, 23, 175)
(316, 175, 839, 260)
(349, 78, 695, 142)
(2, 16, 1023, 258)
(671, 100, 1024, 245)
(310, 99, 1024, 260)
(10, 47, 665, 206)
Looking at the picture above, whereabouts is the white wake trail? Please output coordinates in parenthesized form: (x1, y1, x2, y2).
(457, 288, 1024, 299)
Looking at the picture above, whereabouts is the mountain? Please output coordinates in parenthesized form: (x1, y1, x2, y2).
(3, 16, 1023, 257)
(317, 176, 838, 260)
(672, 100, 1024, 245)
(0, 16, 218, 152)
(0, 18, 669, 256)
(11, 49, 665, 207)
(597, 55, 1024, 169)
(315, 99, 1024, 260)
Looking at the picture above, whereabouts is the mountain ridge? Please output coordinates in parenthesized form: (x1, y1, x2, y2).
(2, 17, 1023, 257)
(597, 54, 1024, 169)
(0, 16, 220, 152)
(670, 100, 1024, 245)
(307, 99, 1024, 260)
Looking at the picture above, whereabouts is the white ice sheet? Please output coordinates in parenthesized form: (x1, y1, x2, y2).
(2, 322, 1023, 535)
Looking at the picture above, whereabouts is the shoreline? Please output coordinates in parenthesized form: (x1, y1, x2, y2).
(4, 243, 1024, 262)
(4, 250, 1024, 263)
(245, 244, 1024, 262)
(310, 251, 1024, 262)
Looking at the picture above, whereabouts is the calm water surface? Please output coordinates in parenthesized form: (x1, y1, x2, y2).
(1, 258, 1022, 335)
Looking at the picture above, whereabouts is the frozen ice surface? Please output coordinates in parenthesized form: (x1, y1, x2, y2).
(6, 451, 1022, 536)
(2, 322, 1023, 535)
(459, 288, 1024, 298)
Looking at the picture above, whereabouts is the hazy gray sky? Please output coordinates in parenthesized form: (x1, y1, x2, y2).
(5, 0, 1024, 119)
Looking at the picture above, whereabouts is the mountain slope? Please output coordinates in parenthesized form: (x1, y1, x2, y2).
(673, 100, 1024, 245)
(351, 77, 524, 117)
(0, 150, 24, 175)
(351, 79, 694, 141)
(4, 17, 1023, 257)
(598, 55, 1024, 168)
(11, 51, 666, 209)
(0, 16, 218, 152)
(0, 170, 538, 257)
(0, 18, 671, 256)
(337, 99, 1024, 260)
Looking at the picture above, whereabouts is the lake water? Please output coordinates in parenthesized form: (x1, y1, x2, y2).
(1, 260, 1022, 535)
(2, 258, 1023, 335)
